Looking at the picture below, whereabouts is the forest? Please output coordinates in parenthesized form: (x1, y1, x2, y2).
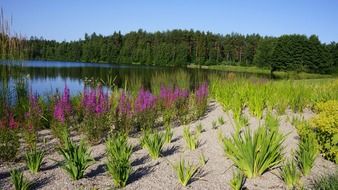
(1, 29, 338, 74)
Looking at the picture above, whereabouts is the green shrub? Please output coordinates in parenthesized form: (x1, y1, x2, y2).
(172, 158, 199, 187)
(25, 149, 45, 174)
(183, 127, 199, 150)
(280, 159, 302, 190)
(310, 100, 338, 163)
(221, 126, 285, 178)
(296, 135, 318, 176)
(106, 133, 132, 188)
(310, 170, 338, 190)
(229, 170, 246, 190)
(142, 130, 165, 160)
(164, 125, 173, 144)
(0, 127, 20, 162)
(10, 169, 31, 190)
(57, 138, 93, 180)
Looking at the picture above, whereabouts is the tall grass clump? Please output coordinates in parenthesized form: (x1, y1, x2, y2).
(229, 170, 246, 190)
(295, 135, 318, 176)
(183, 127, 199, 150)
(221, 126, 285, 178)
(172, 158, 199, 187)
(280, 159, 302, 190)
(141, 130, 165, 160)
(57, 137, 93, 180)
(10, 169, 31, 190)
(265, 112, 279, 132)
(25, 149, 45, 174)
(106, 133, 132, 188)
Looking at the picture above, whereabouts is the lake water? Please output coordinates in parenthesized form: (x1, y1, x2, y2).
(0, 60, 269, 100)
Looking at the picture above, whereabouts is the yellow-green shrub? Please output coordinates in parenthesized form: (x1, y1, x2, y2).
(310, 100, 338, 163)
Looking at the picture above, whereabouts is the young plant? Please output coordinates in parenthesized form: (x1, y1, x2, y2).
(296, 135, 318, 176)
(196, 123, 203, 135)
(10, 169, 31, 190)
(218, 116, 225, 125)
(183, 127, 199, 150)
(142, 130, 165, 160)
(25, 149, 45, 174)
(0, 126, 20, 162)
(172, 158, 199, 187)
(229, 170, 246, 190)
(57, 138, 93, 180)
(212, 120, 218, 129)
(164, 125, 173, 144)
(280, 159, 302, 190)
(106, 133, 132, 188)
(199, 152, 207, 166)
(222, 126, 285, 178)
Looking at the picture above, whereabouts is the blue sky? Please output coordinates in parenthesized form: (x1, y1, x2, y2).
(1, 0, 337, 43)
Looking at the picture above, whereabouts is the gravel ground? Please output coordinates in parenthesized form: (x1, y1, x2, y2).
(0, 101, 337, 190)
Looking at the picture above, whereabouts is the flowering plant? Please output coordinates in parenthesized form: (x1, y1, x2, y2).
(0, 110, 20, 162)
(80, 86, 109, 144)
(133, 88, 157, 130)
(115, 91, 133, 133)
(52, 85, 72, 145)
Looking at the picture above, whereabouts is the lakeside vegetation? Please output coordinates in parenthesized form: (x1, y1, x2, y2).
(0, 8, 337, 190)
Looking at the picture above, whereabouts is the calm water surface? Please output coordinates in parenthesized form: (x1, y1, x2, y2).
(0, 60, 269, 99)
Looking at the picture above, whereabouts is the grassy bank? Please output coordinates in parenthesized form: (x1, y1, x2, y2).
(188, 64, 332, 79)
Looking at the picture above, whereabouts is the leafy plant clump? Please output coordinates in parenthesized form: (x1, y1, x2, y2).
(229, 170, 246, 190)
(106, 133, 132, 188)
(296, 135, 318, 176)
(25, 148, 45, 174)
(221, 126, 285, 178)
(10, 169, 31, 190)
(172, 158, 199, 187)
(183, 127, 199, 150)
(310, 100, 338, 163)
(0, 112, 20, 162)
(280, 159, 302, 190)
(142, 130, 165, 160)
(57, 138, 93, 180)
(196, 123, 203, 135)
(212, 120, 218, 129)
(218, 116, 225, 125)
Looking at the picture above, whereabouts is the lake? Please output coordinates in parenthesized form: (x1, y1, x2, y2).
(0, 60, 270, 101)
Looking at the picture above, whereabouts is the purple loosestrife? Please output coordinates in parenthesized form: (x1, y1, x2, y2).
(160, 86, 189, 108)
(82, 86, 109, 115)
(117, 91, 132, 116)
(53, 85, 72, 123)
(134, 88, 157, 113)
(195, 83, 208, 103)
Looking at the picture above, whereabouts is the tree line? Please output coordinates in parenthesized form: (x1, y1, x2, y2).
(1, 29, 338, 74)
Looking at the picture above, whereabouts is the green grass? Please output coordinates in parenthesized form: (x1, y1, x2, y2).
(229, 170, 246, 190)
(188, 64, 332, 79)
(296, 135, 318, 176)
(183, 127, 199, 150)
(141, 130, 165, 159)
